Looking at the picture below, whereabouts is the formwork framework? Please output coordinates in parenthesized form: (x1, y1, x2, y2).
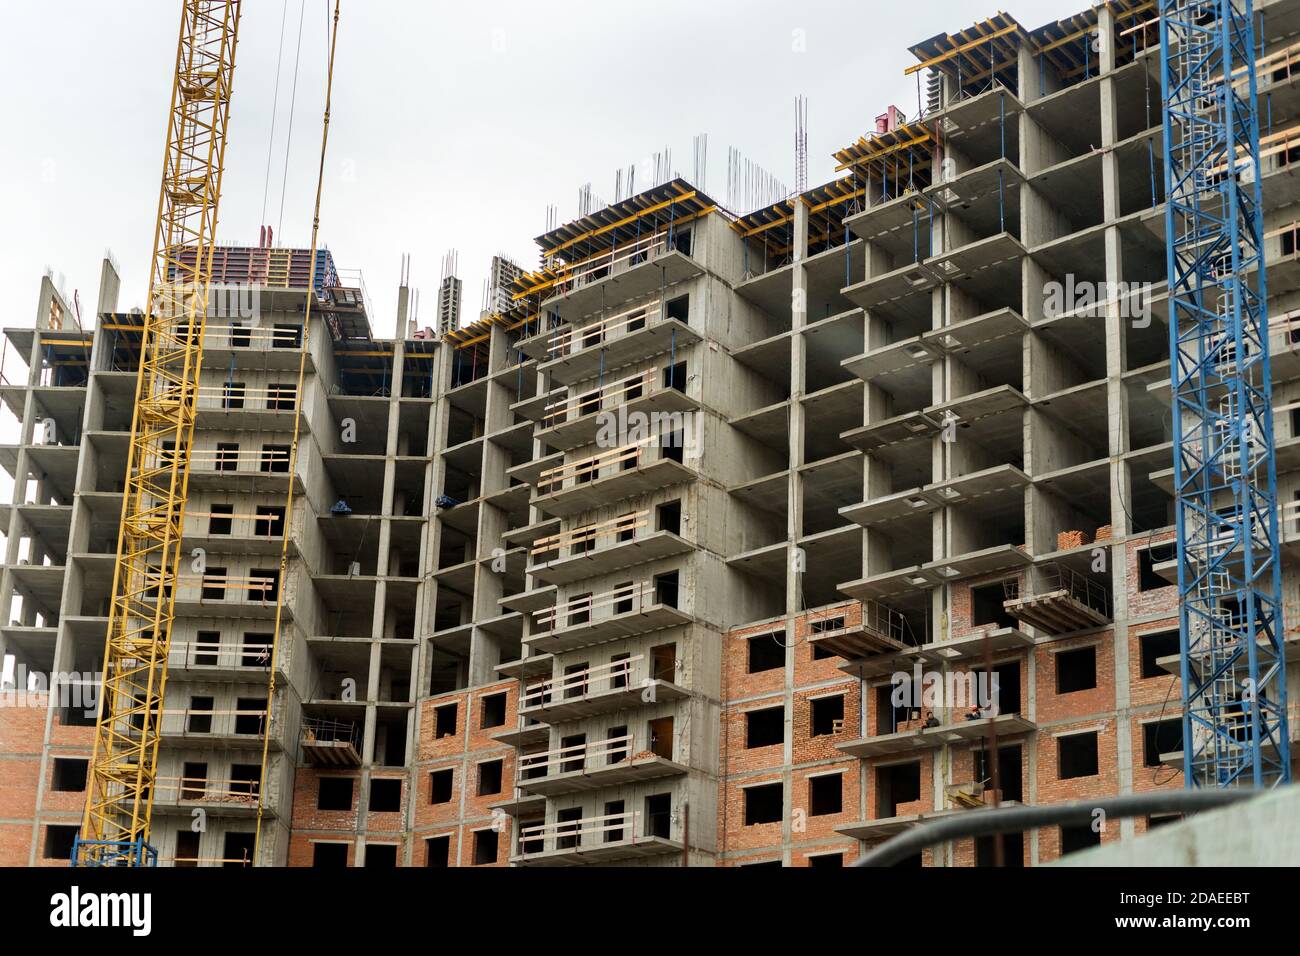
(75, 0, 242, 865)
(1160, 0, 1290, 787)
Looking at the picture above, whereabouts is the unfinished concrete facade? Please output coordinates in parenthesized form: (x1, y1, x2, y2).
(3, 0, 1300, 867)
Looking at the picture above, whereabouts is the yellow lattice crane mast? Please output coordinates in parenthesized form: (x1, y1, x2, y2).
(75, 0, 242, 867)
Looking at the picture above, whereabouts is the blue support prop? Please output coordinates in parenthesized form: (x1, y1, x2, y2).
(72, 837, 158, 867)
(913, 205, 920, 264)
(1000, 94, 1006, 159)
(1148, 136, 1157, 206)
(1160, 0, 1290, 788)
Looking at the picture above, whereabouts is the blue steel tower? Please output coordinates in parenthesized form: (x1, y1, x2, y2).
(1160, 0, 1290, 788)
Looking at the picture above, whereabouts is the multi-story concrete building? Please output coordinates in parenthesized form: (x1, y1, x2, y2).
(481, 255, 526, 322)
(3, 0, 1300, 867)
(437, 253, 464, 336)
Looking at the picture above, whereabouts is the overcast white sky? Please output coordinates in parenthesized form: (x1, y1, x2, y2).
(0, 0, 1084, 340)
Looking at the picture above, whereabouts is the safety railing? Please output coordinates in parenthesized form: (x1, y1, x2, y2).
(302, 716, 361, 749)
(517, 733, 640, 778)
(202, 322, 304, 349)
(195, 383, 298, 412)
(540, 370, 656, 429)
(517, 810, 644, 856)
(534, 581, 659, 632)
(1004, 563, 1110, 618)
(154, 773, 261, 804)
(160, 705, 269, 738)
(520, 655, 644, 711)
(545, 231, 670, 299)
(169, 636, 273, 669)
(545, 297, 664, 360)
(529, 511, 648, 563)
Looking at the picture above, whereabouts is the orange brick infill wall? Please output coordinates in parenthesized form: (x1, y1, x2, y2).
(290, 767, 361, 832)
(407, 681, 516, 865)
(1126, 532, 1178, 618)
(1033, 631, 1117, 724)
(719, 604, 864, 862)
(950, 573, 1026, 638)
(0, 693, 93, 867)
(287, 833, 356, 867)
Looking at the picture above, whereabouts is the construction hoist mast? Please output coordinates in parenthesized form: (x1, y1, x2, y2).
(1160, 0, 1290, 788)
(75, 0, 242, 865)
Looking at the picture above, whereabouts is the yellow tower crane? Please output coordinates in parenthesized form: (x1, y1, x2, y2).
(75, 0, 242, 866)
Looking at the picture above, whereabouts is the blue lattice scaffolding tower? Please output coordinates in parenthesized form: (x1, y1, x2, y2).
(1160, 0, 1290, 788)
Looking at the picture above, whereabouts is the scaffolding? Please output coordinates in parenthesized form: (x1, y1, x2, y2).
(1160, 0, 1290, 788)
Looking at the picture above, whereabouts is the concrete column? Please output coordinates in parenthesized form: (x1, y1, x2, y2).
(777, 199, 811, 863)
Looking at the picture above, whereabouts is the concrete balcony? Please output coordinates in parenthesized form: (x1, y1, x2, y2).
(151, 774, 272, 820)
(199, 322, 317, 373)
(528, 511, 693, 585)
(840, 626, 1034, 680)
(522, 300, 701, 386)
(300, 717, 361, 767)
(519, 655, 689, 723)
(512, 235, 700, 325)
(187, 446, 306, 494)
(837, 712, 1037, 759)
(516, 733, 687, 796)
(171, 570, 295, 622)
(182, 505, 292, 558)
(194, 385, 309, 433)
(158, 704, 284, 751)
(525, 581, 693, 654)
(1002, 562, 1111, 635)
(490, 721, 550, 748)
(166, 633, 286, 683)
(531, 371, 699, 452)
(806, 600, 911, 661)
(513, 810, 682, 866)
(531, 442, 697, 518)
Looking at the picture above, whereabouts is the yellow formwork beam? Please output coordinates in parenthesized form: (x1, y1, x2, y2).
(905, 21, 1022, 76)
(78, 0, 242, 867)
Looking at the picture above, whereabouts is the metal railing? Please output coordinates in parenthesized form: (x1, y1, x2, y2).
(1005, 563, 1110, 618)
(545, 231, 671, 299)
(534, 581, 661, 632)
(169, 636, 273, 669)
(545, 297, 664, 360)
(540, 370, 657, 428)
(517, 733, 642, 778)
(517, 809, 648, 856)
(301, 716, 360, 748)
(529, 511, 648, 563)
(520, 655, 644, 710)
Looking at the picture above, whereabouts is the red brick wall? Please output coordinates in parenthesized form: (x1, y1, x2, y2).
(0, 693, 92, 866)
(283, 679, 518, 866)
(407, 681, 515, 867)
(1034, 632, 1116, 723)
(1126, 532, 1179, 618)
(719, 603, 865, 864)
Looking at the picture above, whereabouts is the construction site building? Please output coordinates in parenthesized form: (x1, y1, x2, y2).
(3, 0, 1300, 867)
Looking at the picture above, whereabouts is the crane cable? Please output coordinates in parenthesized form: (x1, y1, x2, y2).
(259, 0, 289, 231)
(253, 0, 341, 866)
(276, 0, 308, 242)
